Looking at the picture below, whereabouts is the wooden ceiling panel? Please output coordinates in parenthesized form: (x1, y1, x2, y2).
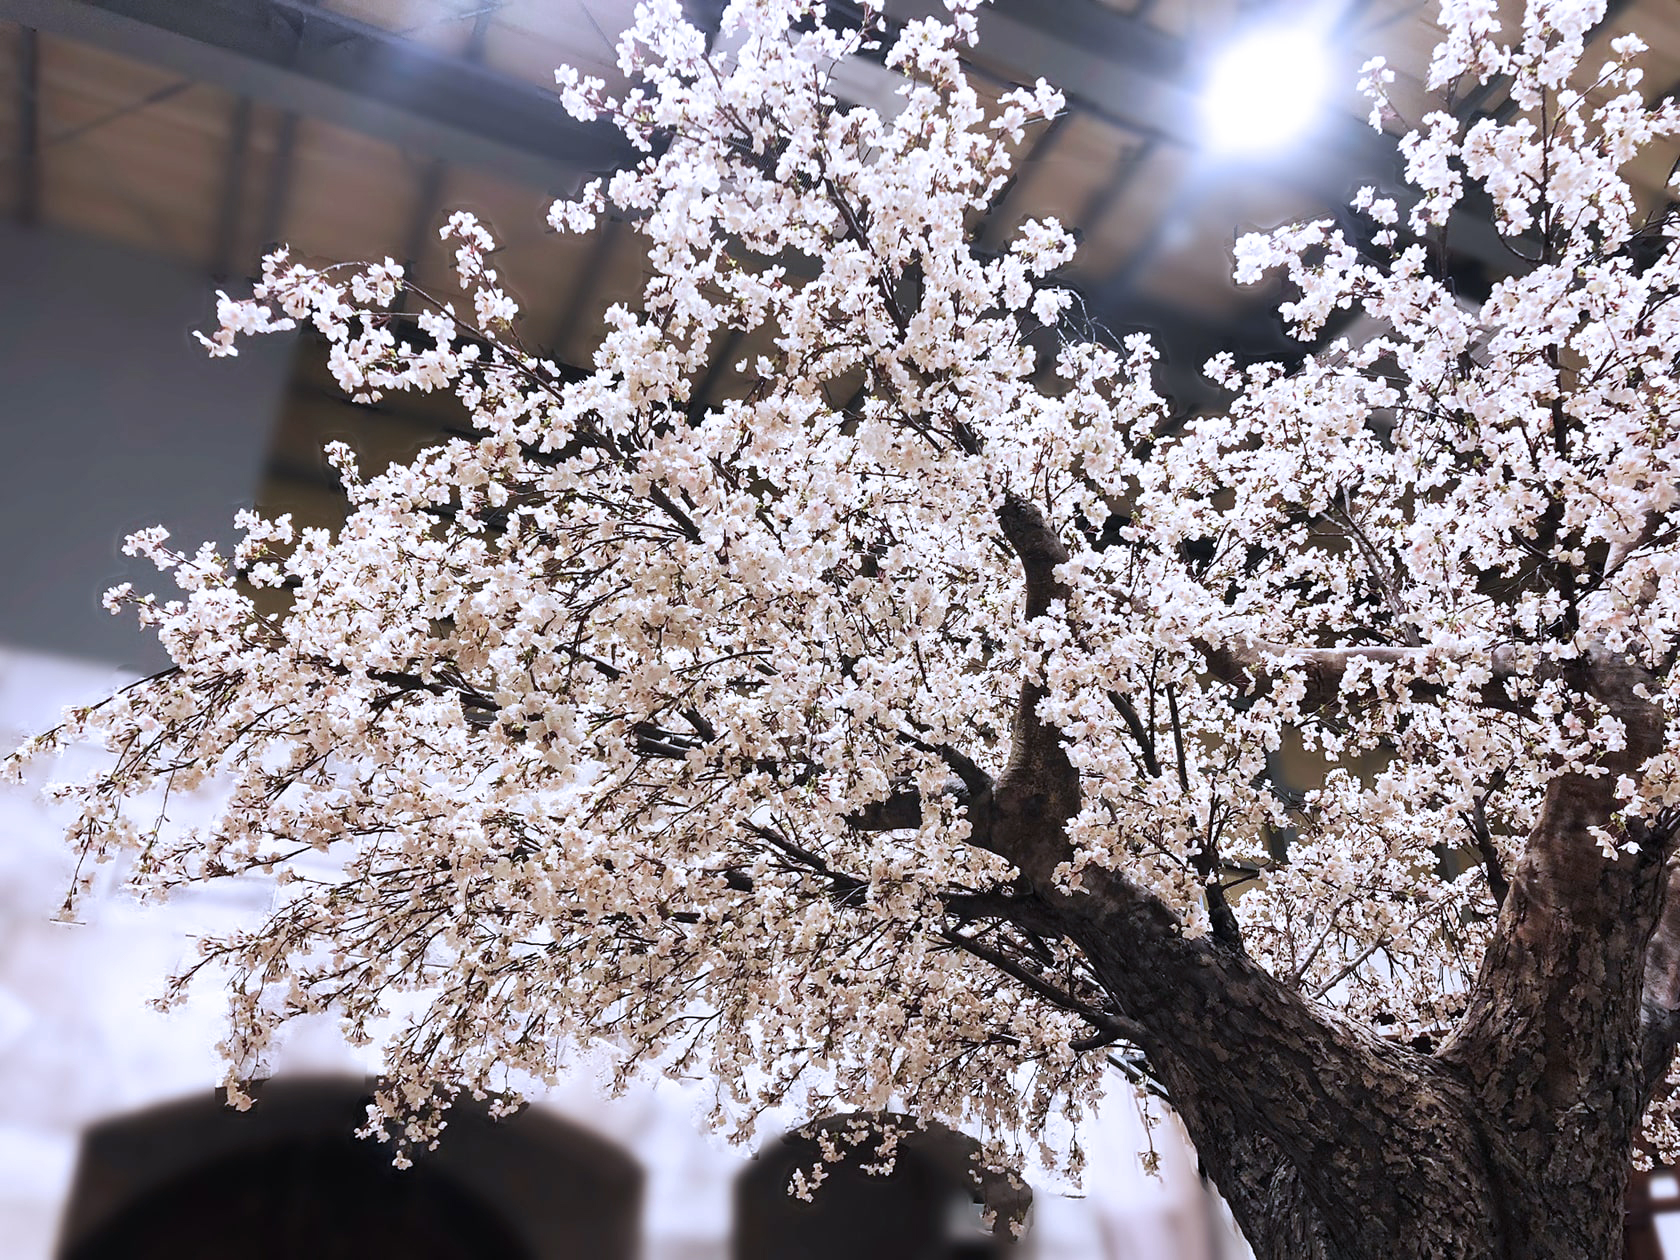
(1083, 141, 1191, 269)
(34, 27, 182, 125)
(275, 366, 460, 479)
(253, 474, 361, 535)
(14, 0, 1680, 430)
(550, 221, 656, 368)
(1131, 248, 1246, 317)
(422, 165, 603, 349)
(319, 0, 480, 55)
(991, 113, 1147, 273)
(1600, 7, 1680, 92)
(38, 37, 232, 265)
(1207, 179, 1322, 244)
(478, 0, 638, 94)
(0, 24, 20, 220)
(1130, 177, 1314, 316)
(1142, 0, 1242, 41)
(279, 117, 419, 267)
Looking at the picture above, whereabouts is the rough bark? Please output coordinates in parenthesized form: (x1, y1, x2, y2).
(1052, 865, 1511, 1259)
(1435, 650, 1670, 1258)
(1640, 865, 1680, 1110)
(1168, 1093, 1339, 1260)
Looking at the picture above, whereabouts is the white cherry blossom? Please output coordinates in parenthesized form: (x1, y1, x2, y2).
(15, 1, 1680, 1251)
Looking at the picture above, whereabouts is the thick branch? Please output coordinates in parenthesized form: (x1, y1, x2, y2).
(938, 925, 1147, 1047)
(1196, 638, 1533, 714)
(996, 493, 1070, 622)
(846, 773, 971, 832)
(848, 497, 1079, 884)
(1046, 863, 1505, 1258)
(1458, 768, 1514, 911)
(989, 495, 1082, 886)
(1169, 1090, 1339, 1260)
(1640, 860, 1680, 1110)
(872, 499, 1491, 1252)
(1438, 645, 1669, 1254)
(846, 497, 1516, 1252)
(847, 780, 931, 831)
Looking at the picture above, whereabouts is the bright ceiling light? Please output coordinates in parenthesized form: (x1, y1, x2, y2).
(1200, 27, 1330, 156)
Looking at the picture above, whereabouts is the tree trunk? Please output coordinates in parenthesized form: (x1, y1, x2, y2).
(935, 505, 1679, 1258)
(1060, 869, 1515, 1260)
(1054, 650, 1670, 1259)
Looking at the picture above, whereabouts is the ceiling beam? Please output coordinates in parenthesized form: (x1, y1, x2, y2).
(681, 0, 731, 44)
(395, 6, 490, 306)
(398, 156, 446, 307)
(211, 95, 253, 278)
(256, 109, 298, 255)
(0, 0, 634, 192)
(16, 24, 38, 225)
(549, 217, 623, 361)
(886, 0, 1206, 147)
(976, 106, 1071, 254)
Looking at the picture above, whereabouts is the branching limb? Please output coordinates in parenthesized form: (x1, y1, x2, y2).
(1196, 638, 1534, 715)
(987, 496, 1082, 885)
(1461, 780, 1511, 909)
(1106, 688, 1162, 778)
(844, 497, 1077, 884)
(1635, 817, 1680, 1108)
(742, 819, 868, 905)
(845, 770, 984, 832)
(1641, 858, 1680, 1110)
(937, 924, 1148, 1047)
(1442, 645, 1669, 1210)
(1054, 861, 1499, 1258)
(1104, 1050, 1174, 1104)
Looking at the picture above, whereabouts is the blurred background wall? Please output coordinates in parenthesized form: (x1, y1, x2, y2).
(0, 219, 294, 667)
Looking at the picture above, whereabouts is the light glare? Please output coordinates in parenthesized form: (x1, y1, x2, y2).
(1201, 28, 1329, 155)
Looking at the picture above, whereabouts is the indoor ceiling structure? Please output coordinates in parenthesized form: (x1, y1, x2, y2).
(3, 0, 1680, 533)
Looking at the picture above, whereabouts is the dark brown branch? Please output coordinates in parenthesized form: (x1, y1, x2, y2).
(996, 493, 1070, 621)
(987, 496, 1082, 886)
(1054, 863, 1502, 1258)
(899, 731, 992, 801)
(647, 484, 703, 542)
(1440, 645, 1668, 1249)
(847, 497, 1078, 881)
(1462, 786, 1510, 909)
(1195, 638, 1534, 715)
(1106, 688, 1162, 778)
(845, 775, 957, 832)
(938, 925, 1147, 1047)
(1640, 857, 1680, 1109)
(632, 730, 697, 759)
(1103, 1051, 1174, 1103)
(742, 820, 868, 903)
(859, 496, 1498, 1252)
(941, 890, 1033, 922)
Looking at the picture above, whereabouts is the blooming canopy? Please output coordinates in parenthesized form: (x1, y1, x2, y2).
(16, 0, 1680, 1230)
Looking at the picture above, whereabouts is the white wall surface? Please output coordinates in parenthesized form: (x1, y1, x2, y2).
(0, 221, 295, 670)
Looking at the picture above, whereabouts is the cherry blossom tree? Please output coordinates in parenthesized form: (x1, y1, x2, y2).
(15, 0, 1680, 1253)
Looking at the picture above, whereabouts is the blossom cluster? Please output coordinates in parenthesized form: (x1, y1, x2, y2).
(14, 0, 1680, 1175)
